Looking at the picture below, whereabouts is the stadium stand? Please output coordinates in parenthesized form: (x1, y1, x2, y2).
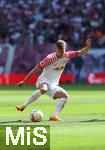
(0, 0, 105, 47)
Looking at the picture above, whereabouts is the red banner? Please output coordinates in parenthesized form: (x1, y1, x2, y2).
(0, 73, 75, 85)
(87, 73, 105, 84)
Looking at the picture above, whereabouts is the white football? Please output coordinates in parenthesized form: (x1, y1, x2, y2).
(30, 109, 43, 122)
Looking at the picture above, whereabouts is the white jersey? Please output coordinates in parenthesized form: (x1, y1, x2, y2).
(37, 51, 78, 85)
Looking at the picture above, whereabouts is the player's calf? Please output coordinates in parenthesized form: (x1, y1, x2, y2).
(16, 89, 42, 111)
(49, 97, 67, 121)
(49, 90, 69, 121)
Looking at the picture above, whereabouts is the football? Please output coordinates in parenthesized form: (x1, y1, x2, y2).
(30, 109, 43, 122)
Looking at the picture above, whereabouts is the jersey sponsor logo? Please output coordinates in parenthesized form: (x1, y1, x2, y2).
(54, 66, 64, 71)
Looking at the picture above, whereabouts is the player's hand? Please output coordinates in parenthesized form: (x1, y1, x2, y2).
(16, 81, 25, 87)
(86, 39, 92, 47)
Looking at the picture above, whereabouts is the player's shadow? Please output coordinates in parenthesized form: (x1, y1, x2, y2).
(0, 120, 30, 124)
(0, 120, 48, 124)
(79, 119, 105, 123)
(1, 119, 105, 124)
(64, 119, 105, 124)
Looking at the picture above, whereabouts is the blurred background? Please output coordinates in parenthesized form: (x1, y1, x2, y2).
(0, 0, 105, 85)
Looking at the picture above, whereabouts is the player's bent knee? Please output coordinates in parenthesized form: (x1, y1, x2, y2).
(64, 93, 69, 99)
(61, 95, 68, 101)
(53, 92, 69, 100)
(61, 90, 69, 99)
(40, 88, 47, 94)
(39, 84, 48, 94)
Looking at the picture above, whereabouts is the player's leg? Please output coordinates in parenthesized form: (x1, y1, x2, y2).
(16, 83, 48, 111)
(49, 87, 69, 121)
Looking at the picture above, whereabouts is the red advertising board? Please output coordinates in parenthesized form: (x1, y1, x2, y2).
(87, 73, 105, 84)
(0, 73, 75, 85)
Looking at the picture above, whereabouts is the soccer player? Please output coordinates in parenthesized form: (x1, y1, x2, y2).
(16, 39, 92, 121)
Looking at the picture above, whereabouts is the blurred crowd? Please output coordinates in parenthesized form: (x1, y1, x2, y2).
(0, 0, 105, 48)
(65, 54, 105, 83)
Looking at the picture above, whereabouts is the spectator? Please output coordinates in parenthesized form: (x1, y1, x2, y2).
(0, 0, 104, 48)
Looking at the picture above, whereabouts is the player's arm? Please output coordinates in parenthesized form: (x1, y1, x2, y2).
(17, 55, 51, 86)
(77, 39, 92, 56)
(16, 65, 41, 86)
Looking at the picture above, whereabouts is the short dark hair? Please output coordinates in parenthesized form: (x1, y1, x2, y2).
(56, 40, 66, 50)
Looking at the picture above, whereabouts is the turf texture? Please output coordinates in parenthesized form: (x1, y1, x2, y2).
(0, 84, 105, 150)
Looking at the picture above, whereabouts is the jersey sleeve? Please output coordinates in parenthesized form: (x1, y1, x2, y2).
(37, 55, 56, 69)
(66, 51, 78, 59)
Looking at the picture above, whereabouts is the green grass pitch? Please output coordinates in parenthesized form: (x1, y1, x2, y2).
(0, 84, 105, 150)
